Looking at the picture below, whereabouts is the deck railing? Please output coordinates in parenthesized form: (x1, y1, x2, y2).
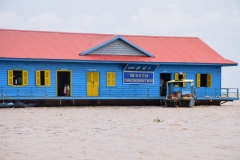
(98, 87, 152, 97)
(1, 86, 239, 99)
(194, 88, 239, 99)
(1, 87, 48, 97)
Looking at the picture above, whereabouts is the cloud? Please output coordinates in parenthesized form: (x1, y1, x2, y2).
(129, 8, 192, 32)
(193, 8, 240, 31)
(0, 11, 20, 27)
(28, 12, 63, 27)
(68, 14, 94, 26)
(68, 13, 119, 30)
(231, 10, 240, 25)
(129, 6, 240, 35)
(25, 12, 119, 33)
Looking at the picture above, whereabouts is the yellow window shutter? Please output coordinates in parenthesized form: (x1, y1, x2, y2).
(45, 70, 50, 86)
(207, 74, 212, 87)
(196, 74, 200, 87)
(112, 72, 116, 86)
(36, 71, 40, 86)
(183, 73, 186, 87)
(174, 73, 179, 87)
(23, 70, 28, 85)
(107, 72, 111, 86)
(107, 72, 116, 86)
(174, 73, 179, 80)
(8, 70, 13, 85)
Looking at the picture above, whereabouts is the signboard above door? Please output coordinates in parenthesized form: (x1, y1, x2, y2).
(123, 72, 154, 84)
(124, 64, 159, 72)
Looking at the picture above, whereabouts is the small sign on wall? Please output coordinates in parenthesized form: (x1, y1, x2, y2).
(123, 71, 154, 84)
(124, 64, 158, 72)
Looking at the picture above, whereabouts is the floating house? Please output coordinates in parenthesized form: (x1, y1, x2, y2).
(0, 29, 238, 106)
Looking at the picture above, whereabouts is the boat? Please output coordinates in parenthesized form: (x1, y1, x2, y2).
(13, 101, 27, 108)
(0, 102, 38, 108)
(164, 79, 197, 107)
(0, 102, 14, 108)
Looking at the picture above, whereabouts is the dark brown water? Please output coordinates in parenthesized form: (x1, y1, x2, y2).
(0, 101, 240, 160)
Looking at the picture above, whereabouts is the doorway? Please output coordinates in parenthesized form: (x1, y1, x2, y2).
(160, 73, 171, 96)
(57, 71, 71, 96)
(87, 72, 99, 96)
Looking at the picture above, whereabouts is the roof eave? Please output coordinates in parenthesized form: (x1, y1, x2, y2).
(0, 58, 237, 66)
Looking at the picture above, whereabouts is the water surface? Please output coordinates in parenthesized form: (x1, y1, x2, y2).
(1, 101, 240, 160)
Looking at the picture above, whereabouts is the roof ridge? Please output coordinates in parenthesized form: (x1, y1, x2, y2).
(0, 28, 115, 36)
(122, 34, 199, 39)
(0, 28, 198, 38)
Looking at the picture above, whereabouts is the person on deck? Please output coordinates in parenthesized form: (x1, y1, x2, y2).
(63, 84, 67, 96)
(66, 84, 70, 96)
(160, 79, 165, 96)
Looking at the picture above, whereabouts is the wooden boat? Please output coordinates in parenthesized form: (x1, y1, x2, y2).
(13, 102, 26, 108)
(0, 102, 14, 108)
(164, 79, 197, 107)
(0, 102, 38, 108)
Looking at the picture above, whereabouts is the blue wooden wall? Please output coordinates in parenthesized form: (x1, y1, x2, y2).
(0, 60, 221, 98)
(157, 65, 221, 98)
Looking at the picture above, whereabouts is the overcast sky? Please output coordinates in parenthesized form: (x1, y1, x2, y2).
(0, 0, 239, 90)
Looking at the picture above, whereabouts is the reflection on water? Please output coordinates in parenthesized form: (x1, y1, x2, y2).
(0, 101, 240, 160)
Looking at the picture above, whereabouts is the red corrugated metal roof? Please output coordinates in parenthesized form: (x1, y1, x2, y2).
(0, 29, 237, 65)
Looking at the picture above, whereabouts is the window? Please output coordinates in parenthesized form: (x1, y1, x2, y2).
(36, 70, 50, 86)
(107, 72, 116, 86)
(174, 72, 186, 87)
(196, 73, 212, 87)
(8, 70, 28, 86)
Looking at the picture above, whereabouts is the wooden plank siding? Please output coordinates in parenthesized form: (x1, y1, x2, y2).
(0, 60, 221, 99)
(88, 39, 147, 56)
(157, 65, 221, 98)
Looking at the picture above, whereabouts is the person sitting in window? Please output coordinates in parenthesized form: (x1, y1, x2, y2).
(17, 76, 22, 85)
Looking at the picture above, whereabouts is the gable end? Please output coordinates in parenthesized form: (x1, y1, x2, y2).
(80, 36, 155, 57)
(87, 39, 148, 56)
